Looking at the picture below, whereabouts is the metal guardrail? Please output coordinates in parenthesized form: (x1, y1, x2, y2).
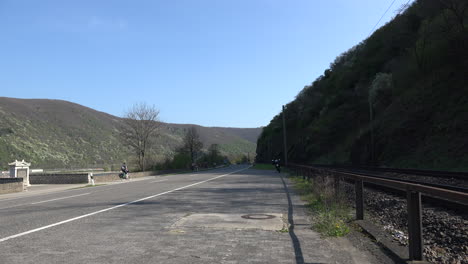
(289, 163, 468, 262)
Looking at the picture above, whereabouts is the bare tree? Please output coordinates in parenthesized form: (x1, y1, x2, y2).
(181, 126, 203, 166)
(120, 103, 160, 171)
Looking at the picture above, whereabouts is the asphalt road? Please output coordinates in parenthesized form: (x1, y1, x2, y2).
(0, 165, 379, 264)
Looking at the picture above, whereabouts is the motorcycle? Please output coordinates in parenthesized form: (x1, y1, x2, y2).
(275, 163, 281, 173)
(273, 159, 281, 173)
(119, 169, 129, 180)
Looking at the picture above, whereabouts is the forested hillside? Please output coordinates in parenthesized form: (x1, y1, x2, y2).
(256, 0, 468, 170)
(0, 98, 260, 170)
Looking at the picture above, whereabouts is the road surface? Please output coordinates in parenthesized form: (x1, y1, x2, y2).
(0, 165, 379, 264)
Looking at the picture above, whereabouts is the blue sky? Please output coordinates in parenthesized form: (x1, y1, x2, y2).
(0, 0, 413, 128)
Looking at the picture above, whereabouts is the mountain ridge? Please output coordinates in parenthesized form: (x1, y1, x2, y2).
(0, 97, 261, 169)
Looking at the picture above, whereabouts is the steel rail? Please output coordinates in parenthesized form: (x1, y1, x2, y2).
(310, 164, 468, 180)
(331, 168, 468, 194)
(291, 163, 468, 204)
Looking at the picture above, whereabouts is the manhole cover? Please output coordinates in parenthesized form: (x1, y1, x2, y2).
(241, 214, 276, 220)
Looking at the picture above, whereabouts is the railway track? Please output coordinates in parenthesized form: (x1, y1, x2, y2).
(328, 169, 468, 215)
(311, 164, 468, 180)
(330, 168, 468, 194)
(289, 163, 468, 263)
(308, 164, 468, 193)
(303, 165, 468, 211)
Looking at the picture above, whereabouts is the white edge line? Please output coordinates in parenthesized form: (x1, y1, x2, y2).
(0, 172, 200, 203)
(0, 166, 249, 243)
(0, 185, 102, 203)
(0, 192, 90, 210)
(30, 193, 91, 205)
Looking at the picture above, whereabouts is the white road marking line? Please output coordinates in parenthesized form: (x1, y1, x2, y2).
(0, 204, 29, 210)
(0, 193, 91, 210)
(0, 168, 226, 205)
(0, 167, 249, 243)
(0, 185, 107, 203)
(30, 193, 90, 205)
(150, 179, 168, 183)
(0, 169, 227, 203)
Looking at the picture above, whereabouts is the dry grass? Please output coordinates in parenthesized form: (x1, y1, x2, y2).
(290, 172, 352, 237)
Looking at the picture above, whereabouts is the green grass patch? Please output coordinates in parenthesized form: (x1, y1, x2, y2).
(251, 163, 275, 170)
(289, 175, 352, 237)
(290, 176, 313, 195)
(277, 227, 289, 233)
(309, 196, 351, 237)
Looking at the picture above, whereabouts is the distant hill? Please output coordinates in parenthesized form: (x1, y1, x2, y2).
(0, 97, 261, 169)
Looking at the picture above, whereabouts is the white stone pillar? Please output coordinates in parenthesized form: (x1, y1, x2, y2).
(8, 160, 31, 186)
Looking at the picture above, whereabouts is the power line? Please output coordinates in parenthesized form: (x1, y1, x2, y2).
(368, 0, 398, 37)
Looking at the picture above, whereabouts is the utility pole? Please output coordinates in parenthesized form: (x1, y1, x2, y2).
(282, 105, 288, 167)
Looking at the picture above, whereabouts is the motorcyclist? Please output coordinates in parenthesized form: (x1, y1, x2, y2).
(121, 162, 129, 180)
(273, 159, 281, 173)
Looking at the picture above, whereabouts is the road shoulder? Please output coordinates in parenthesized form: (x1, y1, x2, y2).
(282, 173, 397, 264)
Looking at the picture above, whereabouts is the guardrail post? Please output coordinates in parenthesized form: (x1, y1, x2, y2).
(407, 190, 423, 261)
(355, 179, 364, 220)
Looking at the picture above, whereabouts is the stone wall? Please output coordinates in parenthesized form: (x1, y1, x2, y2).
(92, 173, 120, 183)
(30, 173, 90, 184)
(0, 178, 24, 194)
(28, 169, 190, 184)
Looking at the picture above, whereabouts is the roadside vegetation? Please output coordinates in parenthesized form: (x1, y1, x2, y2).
(152, 127, 230, 171)
(256, 0, 468, 170)
(289, 173, 352, 237)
